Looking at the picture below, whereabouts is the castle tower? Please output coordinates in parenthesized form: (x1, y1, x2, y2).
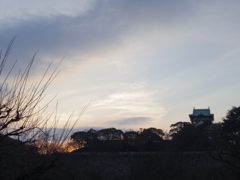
(189, 107, 214, 124)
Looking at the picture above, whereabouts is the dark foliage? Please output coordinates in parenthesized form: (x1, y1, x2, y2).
(222, 106, 240, 148)
(168, 121, 211, 151)
(211, 106, 240, 175)
(71, 127, 166, 152)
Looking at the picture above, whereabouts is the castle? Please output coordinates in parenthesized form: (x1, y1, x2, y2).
(189, 107, 214, 125)
(189, 107, 221, 138)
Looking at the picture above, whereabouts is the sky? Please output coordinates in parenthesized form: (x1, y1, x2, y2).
(1, 0, 240, 131)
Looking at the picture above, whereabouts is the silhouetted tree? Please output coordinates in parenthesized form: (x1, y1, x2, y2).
(71, 128, 126, 152)
(70, 129, 98, 149)
(137, 128, 165, 151)
(169, 122, 209, 151)
(139, 128, 164, 143)
(169, 122, 191, 138)
(97, 127, 124, 140)
(123, 130, 139, 151)
(70, 131, 88, 149)
(222, 106, 240, 147)
(212, 106, 240, 174)
(0, 37, 82, 179)
(71, 127, 167, 152)
(124, 130, 139, 141)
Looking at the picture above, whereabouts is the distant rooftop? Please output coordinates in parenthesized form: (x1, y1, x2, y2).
(191, 108, 213, 116)
(189, 107, 214, 124)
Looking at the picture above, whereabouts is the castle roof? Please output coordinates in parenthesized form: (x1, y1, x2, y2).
(189, 108, 214, 124)
(190, 108, 213, 116)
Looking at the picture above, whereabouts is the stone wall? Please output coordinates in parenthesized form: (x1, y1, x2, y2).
(49, 152, 237, 180)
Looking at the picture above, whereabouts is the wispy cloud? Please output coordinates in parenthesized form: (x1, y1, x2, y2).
(85, 82, 167, 129)
(110, 117, 152, 127)
(0, 0, 195, 71)
(0, 0, 95, 21)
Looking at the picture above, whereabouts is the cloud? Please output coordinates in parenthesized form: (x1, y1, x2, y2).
(0, 0, 197, 73)
(85, 81, 167, 128)
(0, 0, 95, 21)
(1, 0, 240, 70)
(110, 117, 151, 127)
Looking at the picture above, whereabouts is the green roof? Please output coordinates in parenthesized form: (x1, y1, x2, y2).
(190, 108, 213, 116)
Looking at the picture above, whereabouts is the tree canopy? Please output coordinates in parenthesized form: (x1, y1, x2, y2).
(70, 127, 165, 152)
(222, 106, 240, 147)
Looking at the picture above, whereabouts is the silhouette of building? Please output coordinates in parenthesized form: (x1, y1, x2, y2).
(189, 108, 221, 141)
(189, 107, 214, 125)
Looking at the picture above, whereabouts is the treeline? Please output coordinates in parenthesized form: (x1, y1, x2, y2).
(70, 121, 222, 152)
(70, 128, 165, 152)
